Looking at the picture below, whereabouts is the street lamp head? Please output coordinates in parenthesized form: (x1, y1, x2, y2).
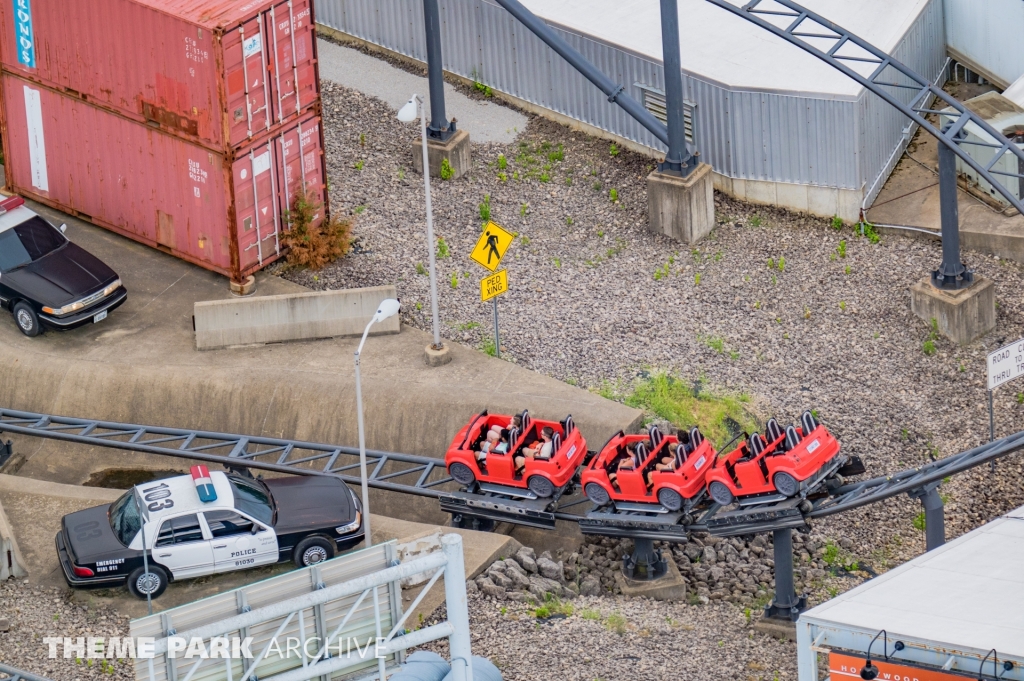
(397, 97, 419, 123)
(373, 298, 401, 324)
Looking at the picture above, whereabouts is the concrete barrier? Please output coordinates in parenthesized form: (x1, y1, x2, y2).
(0, 493, 27, 580)
(194, 285, 400, 350)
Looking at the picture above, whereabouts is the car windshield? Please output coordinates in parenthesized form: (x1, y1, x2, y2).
(228, 476, 274, 525)
(108, 489, 143, 546)
(0, 217, 67, 272)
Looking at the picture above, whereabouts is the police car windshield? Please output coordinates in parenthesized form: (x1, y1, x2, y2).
(109, 489, 143, 546)
(0, 217, 67, 272)
(228, 477, 274, 525)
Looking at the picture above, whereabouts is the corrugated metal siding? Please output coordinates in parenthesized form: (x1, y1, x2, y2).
(944, 0, 1024, 87)
(316, 0, 944, 194)
(858, 0, 947, 204)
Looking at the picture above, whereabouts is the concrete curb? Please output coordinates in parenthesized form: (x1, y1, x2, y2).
(0, 474, 122, 502)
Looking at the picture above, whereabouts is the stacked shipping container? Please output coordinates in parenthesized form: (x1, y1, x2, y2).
(0, 0, 327, 280)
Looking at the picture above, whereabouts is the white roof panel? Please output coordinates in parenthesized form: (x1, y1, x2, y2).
(803, 506, 1024, 657)
(140, 471, 234, 523)
(519, 0, 934, 98)
(0, 205, 37, 234)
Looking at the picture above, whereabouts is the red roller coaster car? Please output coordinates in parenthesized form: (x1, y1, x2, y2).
(581, 425, 715, 513)
(704, 411, 845, 506)
(445, 410, 587, 498)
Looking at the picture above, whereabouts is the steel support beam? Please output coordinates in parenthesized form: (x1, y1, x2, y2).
(490, 0, 671, 147)
(621, 537, 668, 580)
(422, 0, 455, 141)
(910, 485, 946, 551)
(932, 131, 972, 289)
(764, 528, 807, 621)
(658, 0, 696, 176)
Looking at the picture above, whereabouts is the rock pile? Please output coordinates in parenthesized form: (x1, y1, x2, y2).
(467, 546, 603, 602)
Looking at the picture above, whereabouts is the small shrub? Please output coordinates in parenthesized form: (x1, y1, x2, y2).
(474, 80, 493, 97)
(858, 220, 880, 244)
(609, 143, 620, 157)
(912, 511, 926, 531)
(415, 302, 423, 310)
(923, 340, 936, 356)
(778, 256, 786, 271)
(481, 335, 497, 357)
(831, 215, 843, 230)
(498, 172, 508, 182)
(415, 262, 427, 276)
(449, 272, 458, 289)
(548, 144, 565, 162)
(436, 237, 450, 259)
(497, 154, 508, 171)
(539, 173, 551, 183)
(533, 606, 551, 619)
(479, 195, 492, 222)
(440, 158, 454, 181)
(749, 215, 763, 227)
(768, 258, 776, 270)
(605, 613, 627, 634)
(837, 240, 847, 258)
(609, 188, 619, 203)
(845, 265, 851, 275)
(281, 192, 352, 270)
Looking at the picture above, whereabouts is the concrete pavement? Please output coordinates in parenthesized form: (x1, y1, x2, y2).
(316, 37, 527, 145)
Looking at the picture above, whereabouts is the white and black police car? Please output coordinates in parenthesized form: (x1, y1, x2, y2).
(55, 466, 364, 599)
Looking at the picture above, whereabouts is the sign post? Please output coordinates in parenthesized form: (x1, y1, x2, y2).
(986, 338, 1024, 469)
(471, 222, 514, 358)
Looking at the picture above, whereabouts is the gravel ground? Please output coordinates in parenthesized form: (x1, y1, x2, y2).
(0, 579, 132, 681)
(288, 80, 1024, 558)
(421, 593, 798, 681)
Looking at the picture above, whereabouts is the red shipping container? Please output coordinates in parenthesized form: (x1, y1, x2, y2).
(0, 73, 327, 280)
(0, 0, 321, 152)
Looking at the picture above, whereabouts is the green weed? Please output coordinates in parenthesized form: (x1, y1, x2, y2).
(566, 216, 574, 226)
(415, 302, 423, 311)
(565, 176, 573, 186)
(498, 172, 508, 182)
(858, 220, 880, 244)
(553, 257, 562, 268)
(845, 265, 851, 275)
(353, 160, 365, 171)
(520, 203, 529, 218)
(592, 181, 602, 191)
(481, 336, 497, 357)
(839, 301, 846, 311)
(837, 240, 847, 258)
(498, 154, 508, 171)
(778, 256, 786, 271)
(923, 340, 936, 356)
(436, 237, 450, 259)
(749, 215, 763, 227)
(609, 143, 620, 157)
(449, 272, 458, 289)
(398, 168, 405, 180)
(609, 188, 619, 203)
(694, 272, 702, 286)
(354, 205, 367, 215)
(458, 321, 481, 331)
(605, 613, 627, 634)
(359, 133, 366, 147)
(540, 173, 551, 183)
(474, 80, 493, 97)
(479, 195, 492, 222)
(416, 262, 427, 276)
(831, 215, 843, 230)
(440, 158, 454, 181)
(548, 144, 565, 162)
(581, 608, 602, 621)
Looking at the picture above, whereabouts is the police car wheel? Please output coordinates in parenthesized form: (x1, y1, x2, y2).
(13, 302, 41, 337)
(127, 566, 168, 599)
(294, 536, 335, 568)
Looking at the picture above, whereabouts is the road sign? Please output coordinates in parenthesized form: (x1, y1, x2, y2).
(481, 270, 509, 302)
(987, 338, 1024, 390)
(470, 221, 514, 272)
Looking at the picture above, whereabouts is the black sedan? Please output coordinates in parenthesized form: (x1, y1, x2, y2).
(0, 197, 126, 336)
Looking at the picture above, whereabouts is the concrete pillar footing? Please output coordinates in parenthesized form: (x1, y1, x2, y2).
(612, 559, 687, 601)
(412, 129, 472, 180)
(910, 275, 996, 344)
(424, 343, 453, 367)
(647, 163, 715, 244)
(229, 275, 256, 297)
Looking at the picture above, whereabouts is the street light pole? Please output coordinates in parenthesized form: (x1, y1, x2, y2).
(352, 298, 400, 681)
(419, 97, 443, 350)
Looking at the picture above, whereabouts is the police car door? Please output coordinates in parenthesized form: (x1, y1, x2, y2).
(151, 514, 215, 579)
(204, 510, 279, 571)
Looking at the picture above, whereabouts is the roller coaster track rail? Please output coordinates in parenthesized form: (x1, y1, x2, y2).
(1, 407, 1022, 542)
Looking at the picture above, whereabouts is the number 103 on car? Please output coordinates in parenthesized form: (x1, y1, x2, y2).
(481, 270, 509, 302)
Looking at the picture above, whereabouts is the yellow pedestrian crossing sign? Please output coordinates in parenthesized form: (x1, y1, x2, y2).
(470, 221, 514, 272)
(481, 270, 509, 302)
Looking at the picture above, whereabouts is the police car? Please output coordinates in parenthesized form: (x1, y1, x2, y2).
(55, 466, 364, 599)
(0, 195, 126, 337)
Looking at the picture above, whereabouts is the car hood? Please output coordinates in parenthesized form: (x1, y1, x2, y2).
(62, 504, 129, 564)
(5, 243, 117, 306)
(265, 476, 355, 534)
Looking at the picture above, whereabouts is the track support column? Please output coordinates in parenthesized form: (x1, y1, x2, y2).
(764, 528, 807, 621)
(423, 0, 454, 141)
(658, 0, 694, 176)
(911, 485, 946, 551)
(621, 538, 667, 580)
(931, 131, 972, 290)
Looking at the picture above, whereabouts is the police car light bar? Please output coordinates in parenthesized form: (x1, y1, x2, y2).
(190, 465, 217, 503)
(0, 196, 25, 214)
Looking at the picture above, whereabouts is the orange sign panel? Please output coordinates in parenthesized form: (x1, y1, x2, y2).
(830, 653, 971, 681)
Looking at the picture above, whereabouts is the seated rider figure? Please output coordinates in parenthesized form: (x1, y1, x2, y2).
(656, 430, 691, 473)
(491, 414, 521, 438)
(477, 430, 500, 464)
(608, 441, 643, 484)
(515, 426, 555, 472)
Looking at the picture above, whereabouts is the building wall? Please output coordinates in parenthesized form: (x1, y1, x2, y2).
(316, 0, 945, 220)
(944, 0, 1024, 88)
